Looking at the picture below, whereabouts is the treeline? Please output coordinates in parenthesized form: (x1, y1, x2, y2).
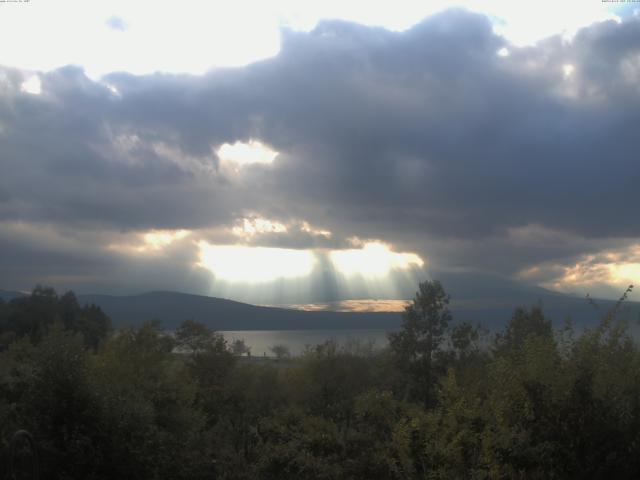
(1, 282, 639, 479)
(0, 286, 110, 350)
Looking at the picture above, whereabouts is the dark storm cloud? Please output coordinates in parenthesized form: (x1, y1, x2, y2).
(0, 222, 210, 295)
(1, 8, 640, 292)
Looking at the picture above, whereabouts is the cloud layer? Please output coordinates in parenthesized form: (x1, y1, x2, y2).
(1, 9, 639, 300)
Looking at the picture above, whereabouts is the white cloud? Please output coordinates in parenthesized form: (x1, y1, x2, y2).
(232, 217, 288, 237)
(107, 229, 191, 254)
(519, 243, 640, 299)
(563, 64, 575, 77)
(0, 0, 281, 78)
(217, 140, 279, 167)
(20, 75, 41, 95)
(0, 0, 622, 78)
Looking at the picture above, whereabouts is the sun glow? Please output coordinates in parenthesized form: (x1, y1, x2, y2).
(232, 218, 288, 237)
(609, 263, 640, 285)
(330, 242, 424, 278)
(107, 229, 190, 254)
(198, 242, 316, 283)
(20, 75, 41, 95)
(197, 239, 424, 289)
(301, 221, 332, 238)
(217, 140, 279, 167)
(521, 244, 640, 298)
(143, 230, 190, 250)
(562, 64, 575, 78)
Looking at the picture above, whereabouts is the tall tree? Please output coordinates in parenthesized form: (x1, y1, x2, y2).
(493, 305, 552, 357)
(388, 280, 452, 406)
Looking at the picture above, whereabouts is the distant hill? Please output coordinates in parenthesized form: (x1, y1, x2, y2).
(75, 289, 640, 332)
(427, 272, 640, 329)
(4, 282, 638, 331)
(77, 291, 403, 331)
(449, 295, 640, 330)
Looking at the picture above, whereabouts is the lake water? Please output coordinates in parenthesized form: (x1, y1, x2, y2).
(221, 329, 393, 357)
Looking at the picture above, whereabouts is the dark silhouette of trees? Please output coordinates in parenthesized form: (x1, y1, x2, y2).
(0, 286, 110, 350)
(269, 344, 291, 361)
(1, 281, 640, 479)
(231, 338, 251, 357)
(175, 318, 214, 353)
(493, 305, 553, 357)
(388, 280, 452, 406)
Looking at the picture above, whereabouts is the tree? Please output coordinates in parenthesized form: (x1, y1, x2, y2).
(270, 344, 291, 361)
(587, 284, 634, 329)
(59, 291, 111, 350)
(493, 305, 552, 357)
(77, 303, 111, 350)
(175, 320, 236, 420)
(294, 340, 373, 422)
(388, 280, 452, 406)
(175, 319, 214, 354)
(257, 408, 345, 480)
(231, 338, 251, 357)
(93, 321, 204, 479)
(0, 287, 111, 350)
(22, 323, 100, 479)
(5, 286, 59, 343)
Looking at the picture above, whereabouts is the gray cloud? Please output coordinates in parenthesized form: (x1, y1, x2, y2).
(1, 9, 639, 297)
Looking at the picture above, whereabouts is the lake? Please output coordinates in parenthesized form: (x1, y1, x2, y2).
(221, 329, 394, 356)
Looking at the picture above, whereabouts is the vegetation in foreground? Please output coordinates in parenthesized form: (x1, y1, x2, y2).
(0, 282, 639, 479)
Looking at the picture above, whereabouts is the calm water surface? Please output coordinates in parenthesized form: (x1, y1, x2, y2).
(221, 329, 393, 356)
(221, 322, 640, 357)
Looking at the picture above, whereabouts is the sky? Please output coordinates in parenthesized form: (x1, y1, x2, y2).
(0, 0, 639, 304)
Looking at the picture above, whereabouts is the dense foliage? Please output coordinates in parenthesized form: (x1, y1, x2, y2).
(1, 282, 639, 479)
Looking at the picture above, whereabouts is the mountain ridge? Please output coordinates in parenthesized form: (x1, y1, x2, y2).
(3, 286, 638, 331)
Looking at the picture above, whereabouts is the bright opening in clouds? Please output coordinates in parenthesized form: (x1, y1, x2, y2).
(232, 218, 288, 237)
(562, 64, 575, 77)
(330, 242, 424, 278)
(107, 229, 191, 254)
(198, 243, 316, 283)
(518, 243, 640, 298)
(142, 230, 190, 251)
(217, 141, 279, 167)
(20, 75, 41, 95)
(195, 239, 426, 303)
